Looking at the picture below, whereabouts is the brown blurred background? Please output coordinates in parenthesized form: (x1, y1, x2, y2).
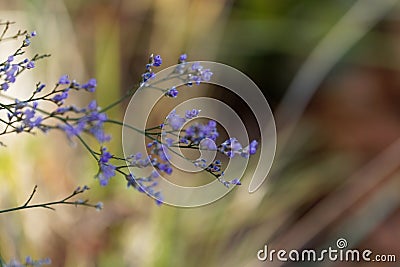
(0, 0, 400, 266)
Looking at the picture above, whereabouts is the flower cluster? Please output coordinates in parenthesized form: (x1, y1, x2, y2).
(0, 21, 262, 264)
(126, 172, 162, 206)
(219, 138, 258, 158)
(0, 24, 259, 203)
(5, 100, 46, 133)
(57, 100, 110, 143)
(0, 31, 39, 91)
(1, 30, 259, 201)
(0, 73, 105, 139)
(0, 29, 104, 140)
(187, 62, 213, 86)
(193, 158, 242, 187)
(0, 20, 264, 267)
(165, 86, 178, 98)
(147, 108, 259, 188)
(174, 54, 213, 85)
(163, 108, 202, 132)
(96, 147, 116, 186)
(165, 109, 188, 130)
(4, 256, 51, 267)
(206, 160, 242, 188)
(146, 141, 173, 174)
(141, 54, 162, 84)
(162, 54, 214, 99)
(181, 120, 219, 149)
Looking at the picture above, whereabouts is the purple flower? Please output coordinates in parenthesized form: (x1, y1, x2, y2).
(86, 110, 107, 122)
(182, 119, 219, 147)
(200, 138, 217, 151)
(74, 185, 90, 193)
(29, 116, 43, 128)
(90, 124, 111, 143)
(231, 138, 242, 152)
(87, 100, 98, 111)
(191, 75, 202, 85)
(52, 91, 69, 104)
(187, 63, 213, 85)
(165, 137, 174, 147)
(5, 64, 18, 83)
(153, 55, 162, 67)
(57, 100, 110, 142)
(98, 164, 115, 186)
(193, 158, 207, 168)
(25, 256, 34, 265)
(142, 71, 155, 83)
(208, 120, 217, 127)
(201, 69, 213, 82)
(226, 151, 234, 158)
(95, 202, 103, 211)
(58, 75, 70, 84)
(22, 108, 43, 129)
(127, 153, 152, 168)
(1, 83, 9, 91)
(175, 54, 187, 73)
(24, 256, 51, 266)
(185, 109, 200, 119)
(60, 123, 84, 138)
(151, 170, 160, 178)
(100, 147, 112, 163)
(23, 37, 31, 46)
(230, 178, 241, 185)
(126, 173, 137, 188)
(36, 83, 45, 92)
(54, 107, 69, 114)
(97, 147, 116, 186)
(191, 62, 202, 71)
(81, 78, 97, 92)
(127, 172, 163, 206)
(179, 54, 187, 62)
(249, 140, 258, 155)
(165, 87, 178, 98)
(218, 137, 258, 158)
(154, 192, 163, 206)
(26, 61, 35, 69)
(7, 55, 14, 62)
(146, 141, 174, 175)
(166, 110, 186, 130)
(205, 159, 240, 188)
(158, 164, 172, 175)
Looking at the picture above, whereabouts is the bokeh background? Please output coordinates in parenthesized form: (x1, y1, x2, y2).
(1, 0, 400, 266)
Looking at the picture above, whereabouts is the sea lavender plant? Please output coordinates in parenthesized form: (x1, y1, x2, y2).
(0, 20, 259, 209)
(0, 21, 259, 265)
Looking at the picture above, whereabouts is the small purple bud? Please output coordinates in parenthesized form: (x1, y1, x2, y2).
(179, 54, 187, 62)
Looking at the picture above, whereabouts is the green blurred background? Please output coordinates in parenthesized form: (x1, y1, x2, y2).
(1, 0, 400, 266)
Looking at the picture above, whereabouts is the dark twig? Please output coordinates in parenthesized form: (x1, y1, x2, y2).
(0, 185, 102, 214)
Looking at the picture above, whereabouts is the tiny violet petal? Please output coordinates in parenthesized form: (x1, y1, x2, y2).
(230, 178, 241, 185)
(95, 202, 103, 211)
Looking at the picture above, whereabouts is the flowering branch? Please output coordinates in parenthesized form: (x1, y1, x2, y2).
(0, 185, 103, 214)
(0, 22, 260, 208)
(0, 20, 262, 265)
